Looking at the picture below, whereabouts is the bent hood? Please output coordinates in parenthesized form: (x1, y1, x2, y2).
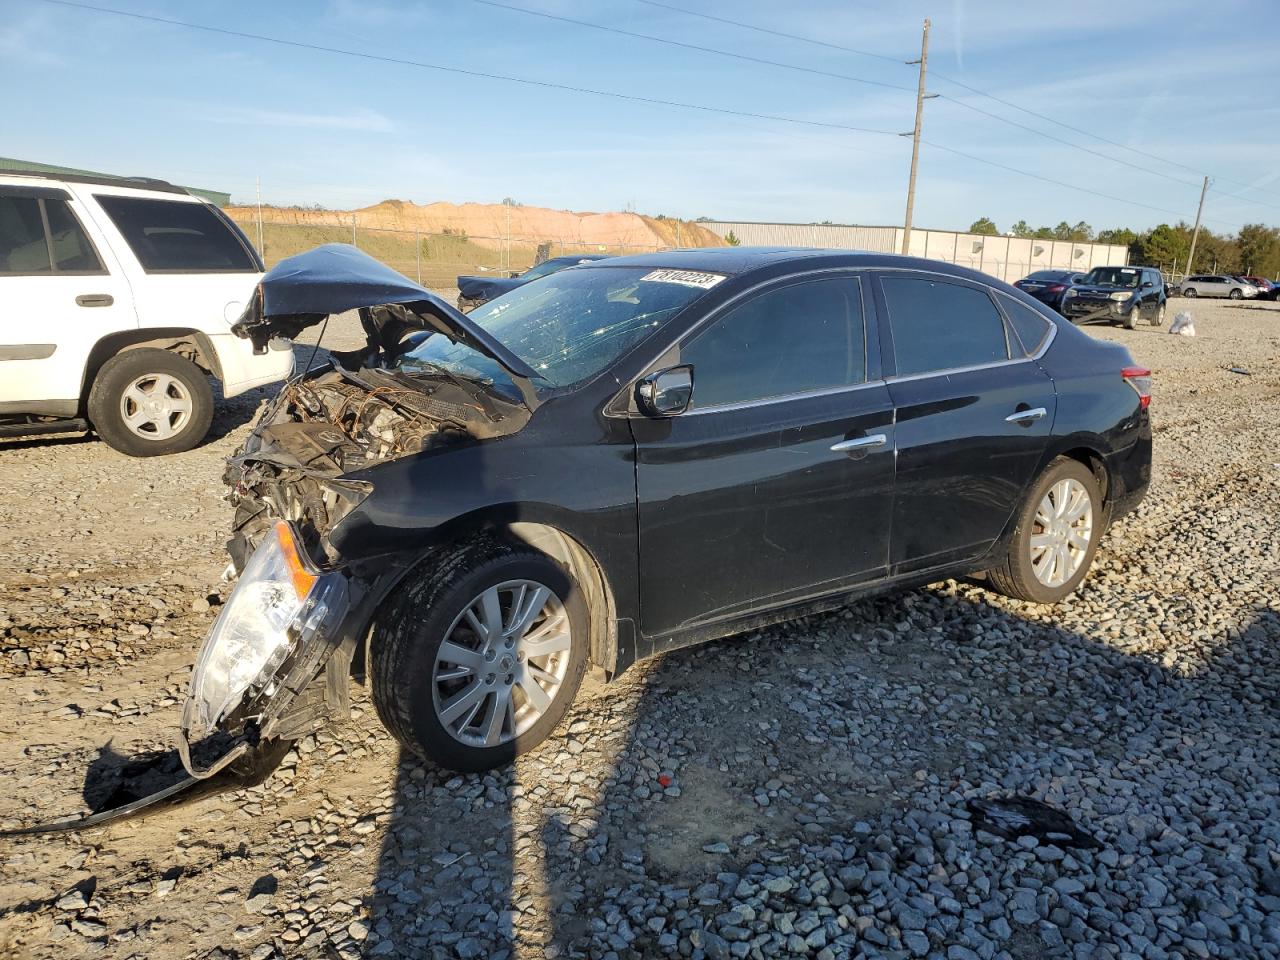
(233, 244, 541, 382)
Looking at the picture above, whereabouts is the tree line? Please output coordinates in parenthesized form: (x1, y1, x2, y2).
(966, 218, 1280, 278)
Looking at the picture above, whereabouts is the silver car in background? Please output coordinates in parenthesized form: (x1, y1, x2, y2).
(1176, 275, 1258, 299)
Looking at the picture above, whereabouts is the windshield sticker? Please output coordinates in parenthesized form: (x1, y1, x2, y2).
(1120, 268, 1137, 273)
(639, 269, 726, 289)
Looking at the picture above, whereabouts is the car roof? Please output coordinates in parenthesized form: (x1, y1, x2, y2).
(0, 168, 190, 197)
(591, 246, 1017, 285)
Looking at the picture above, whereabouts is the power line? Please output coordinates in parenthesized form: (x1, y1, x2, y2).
(630, 0, 1280, 209)
(41, 0, 905, 139)
(470, 0, 915, 93)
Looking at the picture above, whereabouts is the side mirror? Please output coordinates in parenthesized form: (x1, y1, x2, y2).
(509, 271, 521, 278)
(636, 365, 694, 417)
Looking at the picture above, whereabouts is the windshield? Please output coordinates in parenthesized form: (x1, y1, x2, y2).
(395, 265, 720, 398)
(1082, 267, 1141, 288)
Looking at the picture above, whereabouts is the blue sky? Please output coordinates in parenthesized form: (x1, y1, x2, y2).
(5, 0, 1279, 233)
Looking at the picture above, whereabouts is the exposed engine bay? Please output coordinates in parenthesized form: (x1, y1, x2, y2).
(225, 362, 528, 569)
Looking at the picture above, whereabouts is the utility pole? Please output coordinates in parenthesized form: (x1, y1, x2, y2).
(1184, 175, 1210, 276)
(900, 18, 936, 255)
(254, 176, 264, 257)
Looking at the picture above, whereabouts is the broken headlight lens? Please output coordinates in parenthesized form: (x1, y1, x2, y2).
(187, 520, 347, 738)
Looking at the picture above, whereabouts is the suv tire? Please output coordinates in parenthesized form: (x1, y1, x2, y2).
(985, 457, 1103, 604)
(371, 540, 589, 772)
(1229, 288, 1242, 300)
(87, 348, 214, 457)
(1150, 303, 1166, 326)
(1183, 287, 1197, 298)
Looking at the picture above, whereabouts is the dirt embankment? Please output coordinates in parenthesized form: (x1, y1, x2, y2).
(224, 199, 724, 251)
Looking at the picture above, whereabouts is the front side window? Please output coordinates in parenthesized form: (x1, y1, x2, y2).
(396, 265, 714, 398)
(0, 195, 52, 273)
(94, 195, 256, 272)
(881, 276, 1009, 377)
(681, 277, 865, 409)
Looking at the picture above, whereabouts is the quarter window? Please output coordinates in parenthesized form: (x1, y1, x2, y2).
(881, 277, 1009, 377)
(95, 195, 256, 272)
(999, 295, 1053, 356)
(681, 277, 865, 409)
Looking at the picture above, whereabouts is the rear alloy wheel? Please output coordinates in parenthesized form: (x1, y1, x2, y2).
(1150, 302, 1166, 326)
(87, 348, 214, 456)
(371, 541, 588, 771)
(985, 457, 1102, 604)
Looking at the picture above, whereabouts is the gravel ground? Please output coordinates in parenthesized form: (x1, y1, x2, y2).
(1, 300, 1277, 960)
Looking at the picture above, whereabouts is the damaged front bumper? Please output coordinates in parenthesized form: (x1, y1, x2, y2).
(178, 520, 360, 778)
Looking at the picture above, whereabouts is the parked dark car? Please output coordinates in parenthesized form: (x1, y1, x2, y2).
(1063, 265, 1166, 327)
(1012, 269, 1084, 313)
(456, 254, 611, 312)
(185, 244, 1152, 776)
(1238, 276, 1277, 301)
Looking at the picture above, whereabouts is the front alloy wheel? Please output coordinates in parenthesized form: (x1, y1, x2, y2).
(985, 457, 1102, 603)
(371, 541, 588, 771)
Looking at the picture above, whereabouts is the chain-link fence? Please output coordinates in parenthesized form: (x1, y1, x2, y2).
(225, 215, 670, 296)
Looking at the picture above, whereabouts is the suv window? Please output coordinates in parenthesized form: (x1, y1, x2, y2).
(0, 196, 52, 273)
(682, 277, 865, 409)
(881, 276, 1009, 377)
(999, 295, 1053, 356)
(44, 199, 104, 273)
(94, 195, 256, 272)
(0, 195, 105, 274)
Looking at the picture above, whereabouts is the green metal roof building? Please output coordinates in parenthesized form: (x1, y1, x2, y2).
(0, 157, 231, 206)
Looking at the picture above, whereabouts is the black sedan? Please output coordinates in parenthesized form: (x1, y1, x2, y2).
(1012, 269, 1084, 313)
(184, 244, 1152, 776)
(456, 253, 610, 312)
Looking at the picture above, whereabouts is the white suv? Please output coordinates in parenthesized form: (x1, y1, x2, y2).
(0, 172, 294, 455)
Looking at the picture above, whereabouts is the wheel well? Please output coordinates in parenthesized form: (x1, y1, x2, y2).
(1059, 447, 1110, 505)
(81, 328, 222, 409)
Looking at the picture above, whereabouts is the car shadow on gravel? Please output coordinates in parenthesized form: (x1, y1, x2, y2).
(362, 589, 1279, 959)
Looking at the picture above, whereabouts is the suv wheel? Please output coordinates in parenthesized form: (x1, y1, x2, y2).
(1122, 305, 1140, 329)
(1229, 288, 1242, 300)
(985, 457, 1102, 604)
(1150, 303, 1166, 326)
(371, 540, 588, 772)
(87, 348, 214, 457)
(1183, 287, 1197, 298)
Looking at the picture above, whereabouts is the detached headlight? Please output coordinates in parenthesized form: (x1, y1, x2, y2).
(1064, 289, 1078, 298)
(186, 520, 348, 740)
(1110, 292, 1133, 302)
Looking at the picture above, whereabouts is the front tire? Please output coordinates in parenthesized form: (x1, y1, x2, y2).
(87, 348, 213, 457)
(370, 540, 588, 772)
(985, 458, 1102, 604)
(1229, 288, 1242, 300)
(1150, 302, 1166, 326)
(1183, 287, 1197, 298)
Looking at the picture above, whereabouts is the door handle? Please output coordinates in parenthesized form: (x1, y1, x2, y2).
(1005, 406, 1047, 424)
(830, 433, 887, 453)
(75, 294, 114, 307)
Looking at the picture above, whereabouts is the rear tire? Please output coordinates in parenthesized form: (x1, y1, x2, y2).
(1183, 288, 1197, 298)
(370, 540, 589, 772)
(87, 348, 213, 457)
(985, 458, 1103, 604)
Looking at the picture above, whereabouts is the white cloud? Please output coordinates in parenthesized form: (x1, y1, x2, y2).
(206, 107, 395, 133)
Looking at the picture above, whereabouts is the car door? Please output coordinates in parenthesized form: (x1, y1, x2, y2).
(872, 271, 1057, 575)
(0, 185, 136, 411)
(631, 272, 895, 639)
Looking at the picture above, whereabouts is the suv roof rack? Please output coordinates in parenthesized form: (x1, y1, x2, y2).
(0, 168, 190, 196)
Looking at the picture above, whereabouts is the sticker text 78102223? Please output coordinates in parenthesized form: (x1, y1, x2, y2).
(639, 270, 726, 290)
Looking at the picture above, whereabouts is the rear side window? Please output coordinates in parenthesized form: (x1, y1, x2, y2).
(0, 196, 51, 273)
(95, 195, 256, 272)
(880, 276, 1009, 377)
(45, 199, 104, 272)
(682, 277, 865, 409)
(999, 295, 1053, 355)
(0, 195, 104, 274)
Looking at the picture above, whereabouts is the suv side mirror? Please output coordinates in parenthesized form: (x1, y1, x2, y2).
(636, 365, 694, 417)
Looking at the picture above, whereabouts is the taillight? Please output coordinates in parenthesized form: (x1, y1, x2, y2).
(1046, 284, 1066, 293)
(1122, 366, 1152, 409)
